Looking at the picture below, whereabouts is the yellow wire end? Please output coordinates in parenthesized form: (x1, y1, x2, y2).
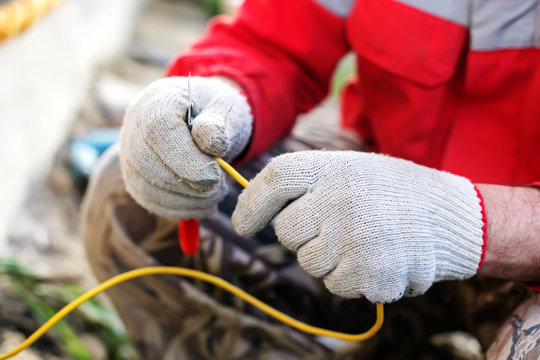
(214, 157, 250, 188)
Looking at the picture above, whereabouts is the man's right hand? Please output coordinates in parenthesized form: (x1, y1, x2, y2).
(119, 76, 253, 219)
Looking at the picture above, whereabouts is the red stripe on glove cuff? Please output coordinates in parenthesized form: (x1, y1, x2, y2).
(474, 185, 488, 271)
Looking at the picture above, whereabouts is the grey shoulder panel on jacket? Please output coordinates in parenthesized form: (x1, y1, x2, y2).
(314, 0, 356, 17)
(396, 0, 540, 50)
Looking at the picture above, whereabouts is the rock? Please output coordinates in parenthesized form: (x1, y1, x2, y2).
(79, 333, 107, 360)
(0, 330, 43, 360)
(430, 331, 483, 360)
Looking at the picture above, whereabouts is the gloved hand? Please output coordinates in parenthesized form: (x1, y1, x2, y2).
(119, 76, 253, 219)
(232, 151, 485, 303)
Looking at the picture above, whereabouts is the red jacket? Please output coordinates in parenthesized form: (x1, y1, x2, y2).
(167, 0, 540, 185)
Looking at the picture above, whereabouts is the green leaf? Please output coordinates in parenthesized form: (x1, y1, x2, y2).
(8, 278, 93, 360)
(331, 53, 357, 96)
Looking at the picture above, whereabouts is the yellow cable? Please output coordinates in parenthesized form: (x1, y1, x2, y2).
(214, 157, 250, 188)
(0, 157, 384, 359)
(0, 267, 383, 359)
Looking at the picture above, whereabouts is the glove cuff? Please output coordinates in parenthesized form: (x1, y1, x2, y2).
(431, 176, 487, 283)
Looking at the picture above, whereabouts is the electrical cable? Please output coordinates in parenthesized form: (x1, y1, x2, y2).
(0, 157, 384, 359)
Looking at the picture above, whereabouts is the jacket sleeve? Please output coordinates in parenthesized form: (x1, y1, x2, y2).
(166, 0, 350, 161)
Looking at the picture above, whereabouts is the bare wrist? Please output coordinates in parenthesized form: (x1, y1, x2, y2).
(476, 184, 540, 282)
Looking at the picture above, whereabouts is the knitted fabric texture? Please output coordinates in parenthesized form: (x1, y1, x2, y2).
(232, 151, 485, 303)
(119, 77, 253, 219)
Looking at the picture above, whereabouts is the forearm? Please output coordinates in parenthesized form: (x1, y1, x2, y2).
(476, 184, 540, 282)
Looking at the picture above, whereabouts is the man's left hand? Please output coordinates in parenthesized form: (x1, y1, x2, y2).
(232, 151, 486, 303)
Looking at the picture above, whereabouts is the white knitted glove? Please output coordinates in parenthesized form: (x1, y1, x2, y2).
(232, 151, 485, 304)
(119, 76, 253, 219)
